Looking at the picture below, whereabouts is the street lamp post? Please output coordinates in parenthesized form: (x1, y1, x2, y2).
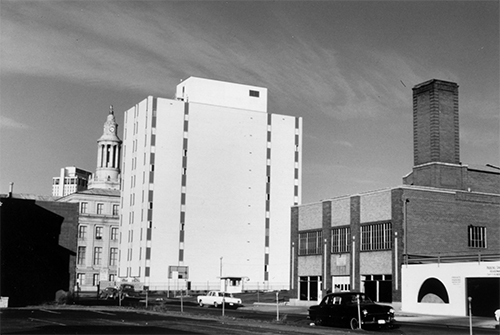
(468, 297, 472, 335)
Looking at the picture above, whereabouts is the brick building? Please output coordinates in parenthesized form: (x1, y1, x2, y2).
(290, 79, 500, 317)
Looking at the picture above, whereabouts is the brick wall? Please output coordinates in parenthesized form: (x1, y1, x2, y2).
(402, 188, 500, 256)
(467, 169, 500, 194)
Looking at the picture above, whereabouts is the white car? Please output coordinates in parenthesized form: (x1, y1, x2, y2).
(197, 291, 242, 308)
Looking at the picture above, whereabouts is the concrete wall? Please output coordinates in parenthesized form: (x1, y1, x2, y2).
(402, 261, 500, 316)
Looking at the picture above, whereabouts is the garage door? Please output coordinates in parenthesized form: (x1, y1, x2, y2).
(466, 277, 500, 317)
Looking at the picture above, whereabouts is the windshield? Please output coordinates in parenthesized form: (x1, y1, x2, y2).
(324, 293, 373, 305)
(352, 294, 372, 304)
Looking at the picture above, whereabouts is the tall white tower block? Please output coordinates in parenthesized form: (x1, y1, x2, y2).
(118, 77, 302, 290)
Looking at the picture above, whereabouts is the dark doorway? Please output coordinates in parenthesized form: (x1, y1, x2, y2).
(363, 275, 392, 303)
(299, 276, 322, 301)
(466, 278, 500, 317)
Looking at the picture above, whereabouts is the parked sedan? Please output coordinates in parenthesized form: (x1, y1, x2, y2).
(308, 291, 395, 330)
(99, 287, 118, 300)
(197, 291, 242, 308)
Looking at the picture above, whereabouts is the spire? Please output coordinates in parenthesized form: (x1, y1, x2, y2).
(110, 105, 114, 115)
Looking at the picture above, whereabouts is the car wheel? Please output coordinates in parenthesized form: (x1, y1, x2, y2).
(350, 318, 359, 330)
(314, 317, 324, 326)
(214, 302, 218, 308)
(199, 300, 204, 307)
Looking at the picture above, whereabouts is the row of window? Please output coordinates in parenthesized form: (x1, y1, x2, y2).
(298, 224, 487, 255)
(78, 225, 119, 241)
(80, 202, 119, 215)
(76, 273, 116, 287)
(77, 246, 118, 266)
(53, 177, 88, 186)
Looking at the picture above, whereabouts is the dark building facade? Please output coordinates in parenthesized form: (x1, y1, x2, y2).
(0, 195, 78, 306)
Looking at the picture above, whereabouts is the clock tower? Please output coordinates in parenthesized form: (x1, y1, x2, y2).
(89, 105, 122, 190)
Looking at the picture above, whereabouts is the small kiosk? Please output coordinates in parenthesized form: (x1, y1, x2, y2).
(220, 276, 246, 293)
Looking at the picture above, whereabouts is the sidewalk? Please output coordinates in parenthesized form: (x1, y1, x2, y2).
(246, 303, 500, 330)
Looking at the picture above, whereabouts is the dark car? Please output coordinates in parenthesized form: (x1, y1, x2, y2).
(308, 291, 395, 330)
(100, 284, 139, 300)
(119, 284, 139, 298)
(99, 287, 118, 300)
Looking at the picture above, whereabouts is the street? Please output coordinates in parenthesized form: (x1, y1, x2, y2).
(1, 304, 498, 335)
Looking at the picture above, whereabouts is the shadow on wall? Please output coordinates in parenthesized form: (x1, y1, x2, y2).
(0, 197, 75, 306)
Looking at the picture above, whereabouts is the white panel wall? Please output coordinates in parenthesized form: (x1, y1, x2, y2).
(176, 77, 268, 113)
(402, 261, 500, 316)
(183, 103, 268, 282)
(269, 114, 298, 284)
(149, 98, 185, 283)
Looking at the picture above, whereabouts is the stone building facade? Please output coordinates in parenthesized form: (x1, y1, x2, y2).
(56, 107, 122, 292)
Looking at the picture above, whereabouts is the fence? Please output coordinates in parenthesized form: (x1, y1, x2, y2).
(98, 280, 289, 295)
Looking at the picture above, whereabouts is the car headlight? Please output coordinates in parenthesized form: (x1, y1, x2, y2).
(362, 309, 368, 316)
(389, 308, 395, 314)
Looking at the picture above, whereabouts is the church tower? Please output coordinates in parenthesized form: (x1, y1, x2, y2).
(89, 106, 122, 190)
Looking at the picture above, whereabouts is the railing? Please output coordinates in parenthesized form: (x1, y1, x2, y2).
(403, 253, 500, 265)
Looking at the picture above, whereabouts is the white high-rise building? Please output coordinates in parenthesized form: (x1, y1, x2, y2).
(118, 77, 302, 290)
(52, 166, 92, 197)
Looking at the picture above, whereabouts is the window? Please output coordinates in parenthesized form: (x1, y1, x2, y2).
(361, 222, 392, 251)
(111, 227, 119, 241)
(331, 227, 351, 253)
(77, 246, 86, 265)
(109, 274, 116, 282)
(93, 247, 102, 265)
(93, 273, 100, 286)
(112, 204, 119, 216)
(97, 203, 104, 215)
(80, 202, 88, 214)
(468, 225, 486, 248)
(298, 230, 323, 255)
(109, 248, 118, 266)
(76, 273, 85, 286)
(78, 225, 87, 239)
(95, 226, 103, 239)
(249, 90, 260, 97)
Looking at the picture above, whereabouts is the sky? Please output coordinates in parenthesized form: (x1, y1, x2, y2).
(1, 0, 498, 204)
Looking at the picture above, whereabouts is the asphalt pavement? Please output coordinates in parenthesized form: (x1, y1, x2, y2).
(244, 302, 500, 330)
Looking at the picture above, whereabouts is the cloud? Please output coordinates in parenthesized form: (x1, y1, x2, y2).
(0, 1, 412, 122)
(0, 115, 31, 129)
(0, 0, 471, 126)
